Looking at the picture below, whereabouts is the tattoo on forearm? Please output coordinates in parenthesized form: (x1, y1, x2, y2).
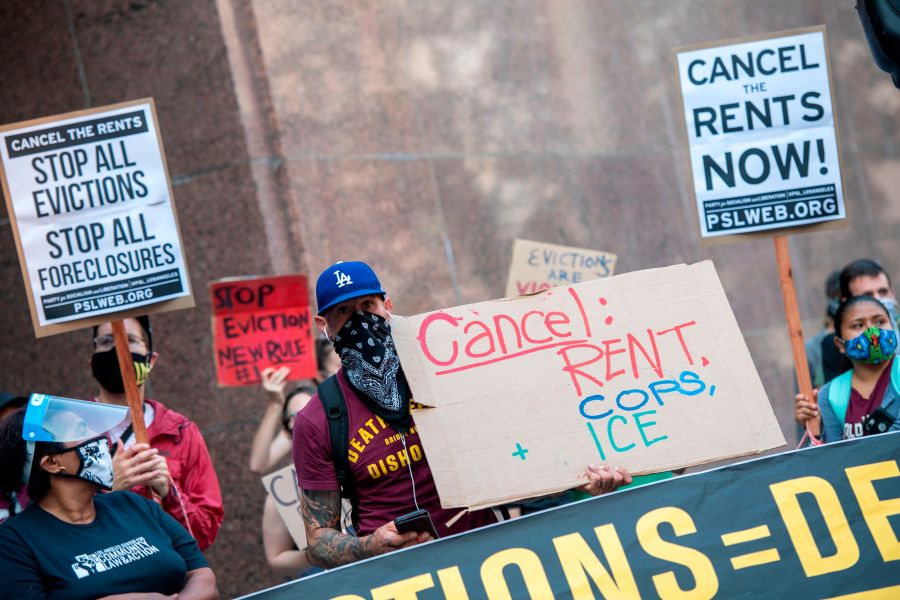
(301, 489, 377, 567)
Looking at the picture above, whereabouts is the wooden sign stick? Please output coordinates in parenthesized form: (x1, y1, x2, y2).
(773, 236, 819, 437)
(111, 320, 149, 444)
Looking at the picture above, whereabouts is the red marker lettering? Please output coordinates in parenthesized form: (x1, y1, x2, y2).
(544, 311, 573, 339)
(417, 312, 461, 366)
(493, 313, 524, 354)
(567, 287, 593, 337)
(521, 310, 552, 344)
(602, 338, 626, 381)
(557, 343, 605, 396)
(464, 320, 496, 358)
(627, 329, 663, 378)
(656, 321, 698, 365)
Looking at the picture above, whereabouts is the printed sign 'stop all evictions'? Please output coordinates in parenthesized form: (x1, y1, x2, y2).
(0, 99, 193, 337)
(675, 27, 845, 238)
(392, 261, 785, 509)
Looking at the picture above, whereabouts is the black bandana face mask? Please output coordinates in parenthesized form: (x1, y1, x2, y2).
(332, 311, 409, 418)
(91, 348, 151, 394)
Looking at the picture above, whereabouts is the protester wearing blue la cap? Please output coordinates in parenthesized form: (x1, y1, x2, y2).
(315, 260, 386, 315)
(293, 260, 633, 569)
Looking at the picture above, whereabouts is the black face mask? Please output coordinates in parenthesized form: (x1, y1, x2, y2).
(91, 348, 151, 394)
(332, 311, 411, 430)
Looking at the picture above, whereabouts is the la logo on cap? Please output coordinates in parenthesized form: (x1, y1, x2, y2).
(316, 260, 384, 315)
(334, 270, 353, 288)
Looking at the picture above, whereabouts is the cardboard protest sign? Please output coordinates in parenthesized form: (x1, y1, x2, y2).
(261, 465, 308, 551)
(504, 239, 617, 297)
(0, 99, 193, 337)
(675, 26, 846, 238)
(392, 261, 784, 509)
(210, 275, 316, 386)
(241, 432, 900, 600)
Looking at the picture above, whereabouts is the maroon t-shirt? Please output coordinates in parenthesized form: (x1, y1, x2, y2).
(843, 357, 894, 439)
(293, 371, 496, 537)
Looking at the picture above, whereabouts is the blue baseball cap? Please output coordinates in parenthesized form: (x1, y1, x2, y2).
(316, 261, 386, 315)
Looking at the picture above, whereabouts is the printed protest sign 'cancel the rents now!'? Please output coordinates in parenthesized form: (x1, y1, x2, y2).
(675, 26, 846, 239)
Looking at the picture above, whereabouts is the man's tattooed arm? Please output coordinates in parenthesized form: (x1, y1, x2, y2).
(301, 489, 404, 568)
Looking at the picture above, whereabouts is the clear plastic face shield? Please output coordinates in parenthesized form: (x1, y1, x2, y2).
(22, 394, 129, 485)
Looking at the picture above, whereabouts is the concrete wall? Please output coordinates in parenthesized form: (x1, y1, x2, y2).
(2, 1, 898, 596)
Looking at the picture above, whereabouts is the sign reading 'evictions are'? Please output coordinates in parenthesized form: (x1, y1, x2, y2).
(0, 99, 193, 336)
(675, 27, 845, 237)
(505, 239, 617, 298)
(240, 433, 900, 600)
(210, 275, 317, 386)
(393, 262, 784, 509)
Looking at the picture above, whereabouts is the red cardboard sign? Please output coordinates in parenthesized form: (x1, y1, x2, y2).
(210, 275, 316, 387)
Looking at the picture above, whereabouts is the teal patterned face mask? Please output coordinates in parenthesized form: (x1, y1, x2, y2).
(843, 326, 898, 364)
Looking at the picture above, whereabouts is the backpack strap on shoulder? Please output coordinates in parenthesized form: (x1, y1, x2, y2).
(891, 355, 900, 397)
(317, 374, 359, 533)
(827, 369, 854, 425)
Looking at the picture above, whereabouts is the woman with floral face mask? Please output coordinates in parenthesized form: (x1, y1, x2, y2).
(0, 395, 218, 600)
(795, 296, 900, 442)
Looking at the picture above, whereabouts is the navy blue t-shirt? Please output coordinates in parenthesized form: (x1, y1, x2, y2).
(0, 491, 207, 600)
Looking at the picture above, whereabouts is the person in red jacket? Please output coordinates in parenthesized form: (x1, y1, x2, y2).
(91, 315, 224, 550)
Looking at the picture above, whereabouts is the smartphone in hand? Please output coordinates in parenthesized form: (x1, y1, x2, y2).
(394, 509, 440, 539)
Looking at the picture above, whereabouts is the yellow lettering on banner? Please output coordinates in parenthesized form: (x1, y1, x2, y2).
(367, 464, 381, 479)
(552, 524, 638, 599)
(481, 548, 553, 600)
(437, 566, 471, 600)
(846, 460, 900, 562)
(770, 476, 860, 577)
(635, 507, 718, 599)
(371, 573, 435, 600)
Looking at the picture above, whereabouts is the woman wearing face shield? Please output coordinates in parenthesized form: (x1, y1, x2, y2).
(0, 394, 218, 600)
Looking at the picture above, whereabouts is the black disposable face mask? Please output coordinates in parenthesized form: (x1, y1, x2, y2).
(91, 348, 151, 394)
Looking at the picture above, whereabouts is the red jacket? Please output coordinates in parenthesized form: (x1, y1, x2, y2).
(129, 399, 224, 550)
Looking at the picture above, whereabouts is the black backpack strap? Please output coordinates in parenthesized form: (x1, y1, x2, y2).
(317, 375, 359, 533)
